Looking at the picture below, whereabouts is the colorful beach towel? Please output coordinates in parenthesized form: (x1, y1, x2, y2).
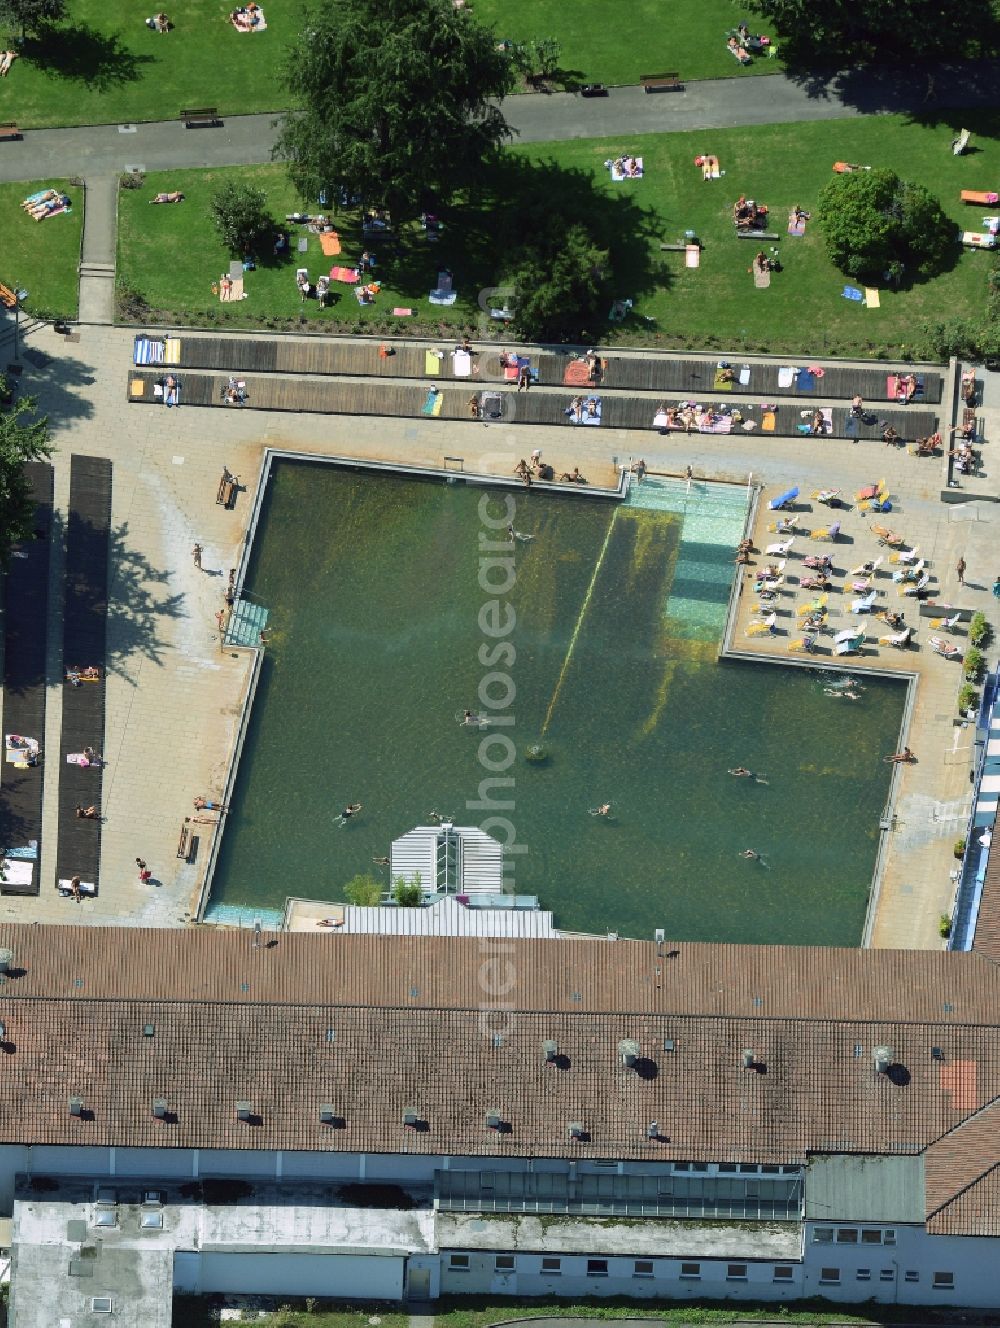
(133, 336, 164, 366)
(392, 307, 414, 316)
(163, 337, 182, 365)
(609, 157, 644, 181)
(842, 286, 864, 301)
(330, 266, 359, 283)
(865, 288, 881, 308)
(425, 350, 442, 376)
(429, 289, 457, 305)
(762, 410, 776, 432)
(713, 367, 733, 391)
(421, 389, 443, 417)
(319, 231, 341, 256)
(787, 216, 806, 236)
(563, 359, 592, 387)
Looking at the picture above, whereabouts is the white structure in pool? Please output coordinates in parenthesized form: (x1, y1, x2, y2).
(390, 822, 504, 895)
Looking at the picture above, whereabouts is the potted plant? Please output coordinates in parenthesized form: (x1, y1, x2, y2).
(969, 611, 989, 649)
(963, 646, 984, 682)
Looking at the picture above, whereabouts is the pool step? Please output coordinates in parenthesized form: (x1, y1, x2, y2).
(225, 598, 270, 648)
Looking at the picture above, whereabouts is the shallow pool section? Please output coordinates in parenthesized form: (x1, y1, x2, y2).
(208, 462, 905, 945)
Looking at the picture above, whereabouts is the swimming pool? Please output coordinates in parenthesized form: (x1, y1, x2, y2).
(207, 462, 905, 945)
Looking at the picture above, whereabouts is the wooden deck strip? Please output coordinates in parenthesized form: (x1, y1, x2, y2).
(164, 338, 942, 403)
(127, 371, 938, 443)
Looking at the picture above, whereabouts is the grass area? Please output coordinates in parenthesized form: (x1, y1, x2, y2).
(0, 180, 83, 319)
(118, 111, 1000, 358)
(0, 0, 776, 131)
(472, 0, 786, 85)
(0, 0, 297, 130)
(169, 1295, 972, 1328)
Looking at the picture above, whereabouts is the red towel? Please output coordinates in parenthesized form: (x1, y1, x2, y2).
(330, 266, 359, 283)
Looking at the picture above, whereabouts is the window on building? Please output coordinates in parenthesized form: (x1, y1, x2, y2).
(449, 1255, 469, 1271)
(819, 1268, 840, 1285)
(904, 1271, 919, 1283)
(933, 1272, 955, 1290)
(494, 1255, 515, 1272)
(762, 1164, 781, 1174)
(673, 1161, 690, 1172)
(739, 1163, 758, 1174)
(587, 1259, 608, 1277)
(634, 1260, 654, 1277)
(782, 1165, 801, 1174)
(773, 1266, 793, 1283)
(883, 1229, 896, 1245)
(860, 1229, 881, 1244)
(691, 1162, 709, 1173)
(727, 1264, 748, 1280)
(857, 1269, 871, 1281)
(718, 1163, 738, 1173)
(680, 1262, 700, 1279)
(541, 1258, 561, 1274)
(836, 1228, 858, 1243)
(593, 1160, 618, 1169)
(879, 1270, 894, 1283)
(812, 1228, 833, 1244)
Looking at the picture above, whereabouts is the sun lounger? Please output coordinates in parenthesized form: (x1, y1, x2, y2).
(952, 129, 971, 156)
(421, 389, 443, 417)
(961, 231, 997, 248)
(961, 189, 998, 205)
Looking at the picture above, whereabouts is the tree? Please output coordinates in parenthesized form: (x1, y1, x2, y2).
(745, 0, 992, 65)
(510, 222, 610, 343)
(343, 873, 382, 906)
(818, 169, 954, 283)
(274, 0, 514, 221)
(0, 0, 65, 39)
(393, 874, 423, 907)
(0, 397, 53, 567)
(209, 181, 272, 257)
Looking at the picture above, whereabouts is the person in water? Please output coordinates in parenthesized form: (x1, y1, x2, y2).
(741, 849, 760, 860)
(337, 801, 362, 825)
(590, 802, 612, 817)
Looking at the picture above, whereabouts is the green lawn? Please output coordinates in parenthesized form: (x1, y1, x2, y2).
(1, 180, 83, 319)
(118, 112, 1000, 358)
(473, 0, 786, 85)
(0, 0, 298, 130)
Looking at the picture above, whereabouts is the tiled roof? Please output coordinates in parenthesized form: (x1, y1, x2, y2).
(928, 1163, 1000, 1236)
(0, 927, 996, 1170)
(1, 927, 998, 1022)
(924, 1101, 1000, 1233)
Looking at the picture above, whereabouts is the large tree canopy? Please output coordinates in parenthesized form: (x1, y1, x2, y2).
(818, 168, 955, 283)
(274, 0, 514, 221)
(510, 223, 609, 343)
(0, 396, 53, 567)
(746, 0, 994, 65)
(0, 0, 65, 38)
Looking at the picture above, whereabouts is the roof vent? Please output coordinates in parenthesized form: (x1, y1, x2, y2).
(542, 1039, 558, 1064)
(486, 1110, 503, 1131)
(403, 1107, 421, 1130)
(873, 1045, 893, 1074)
(568, 1121, 586, 1141)
(742, 1049, 755, 1070)
(931, 1046, 945, 1061)
(319, 1104, 338, 1125)
(646, 1121, 660, 1140)
(654, 928, 665, 943)
(152, 1098, 168, 1120)
(69, 1096, 84, 1117)
(0, 948, 13, 975)
(142, 1024, 155, 1038)
(236, 1100, 253, 1121)
(0, 1020, 6, 1043)
(618, 1038, 641, 1069)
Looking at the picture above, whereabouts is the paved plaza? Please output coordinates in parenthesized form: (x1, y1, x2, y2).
(0, 321, 997, 950)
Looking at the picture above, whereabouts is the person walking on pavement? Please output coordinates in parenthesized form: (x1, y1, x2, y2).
(135, 857, 152, 883)
(957, 556, 966, 586)
(192, 543, 203, 569)
(993, 574, 1000, 601)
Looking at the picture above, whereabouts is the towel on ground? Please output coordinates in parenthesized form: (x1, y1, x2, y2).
(220, 275, 244, 302)
(795, 367, 814, 391)
(984, 216, 1000, 233)
(787, 217, 806, 236)
(453, 349, 472, 378)
(232, 6, 267, 30)
(563, 359, 592, 386)
(845, 414, 859, 438)
(842, 285, 864, 300)
(429, 289, 457, 305)
(319, 231, 341, 256)
(696, 154, 721, 180)
(754, 266, 770, 287)
(436, 271, 453, 292)
(864, 288, 881, 308)
(66, 752, 93, 766)
(392, 307, 414, 316)
(425, 350, 442, 376)
(330, 266, 359, 283)
(701, 414, 733, 434)
(421, 389, 443, 417)
(685, 244, 700, 268)
(653, 410, 669, 429)
(961, 232, 997, 248)
(580, 397, 602, 425)
(778, 366, 795, 387)
(163, 337, 182, 365)
(739, 365, 751, 386)
(133, 336, 164, 366)
(762, 410, 776, 432)
(713, 367, 733, 391)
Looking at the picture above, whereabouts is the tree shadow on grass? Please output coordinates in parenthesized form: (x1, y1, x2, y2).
(21, 23, 153, 91)
(777, 52, 1000, 117)
(363, 155, 666, 337)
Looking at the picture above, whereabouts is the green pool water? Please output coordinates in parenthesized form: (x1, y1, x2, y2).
(209, 461, 906, 946)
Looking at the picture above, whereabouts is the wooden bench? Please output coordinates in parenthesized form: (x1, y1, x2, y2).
(737, 230, 780, 240)
(641, 71, 682, 93)
(217, 468, 238, 508)
(177, 819, 192, 860)
(0, 122, 21, 141)
(0, 283, 16, 309)
(181, 107, 219, 128)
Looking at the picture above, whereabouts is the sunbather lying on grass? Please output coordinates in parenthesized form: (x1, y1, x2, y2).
(0, 50, 18, 76)
(150, 191, 184, 204)
(22, 188, 59, 211)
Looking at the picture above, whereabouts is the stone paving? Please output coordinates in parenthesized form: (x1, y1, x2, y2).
(0, 323, 996, 951)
